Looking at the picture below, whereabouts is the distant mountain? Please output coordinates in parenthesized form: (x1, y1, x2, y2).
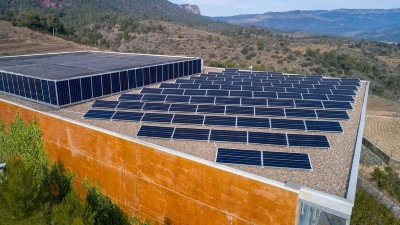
(179, 4, 201, 15)
(212, 9, 400, 42)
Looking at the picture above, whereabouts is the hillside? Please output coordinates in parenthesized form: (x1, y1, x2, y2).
(212, 9, 400, 43)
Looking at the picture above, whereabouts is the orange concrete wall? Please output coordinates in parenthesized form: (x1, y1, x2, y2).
(0, 100, 299, 225)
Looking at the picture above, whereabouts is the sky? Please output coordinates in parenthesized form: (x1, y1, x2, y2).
(169, 0, 400, 17)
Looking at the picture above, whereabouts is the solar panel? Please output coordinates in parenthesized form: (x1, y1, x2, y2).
(112, 111, 144, 121)
(216, 148, 262, 166)
(116, 101, 145, 110)
(222, 85, 241, 90)
(162, 89, 185, 95)
(91, 100, 119, 109)
(285, 109, 316, 119)
(229, 90, 253, 98)
(305, 120, 343, 132)
(175, 79, 194, 84)
(207, 90, 230, 97)
(263, 151, 312, 170)
(302, 94, 328, 101)
(173, 127, 210, 141)
(253, 91, 277, 98)
(184, 89, 207, 96)
(197, 105, 225, 114)
(172, 114, 204, 125)
(190, 96, 215, 104)
(83, 109, 115, 119)
(327, 95, 354, 102)
(242, 86, 263, 91)
(294, 100, 323, 109)
(137, 125, 174, 139)
(316, 110, 350, 120)
(308, 89, 332, 95)
(142, 103, 171, 111)
(255, 108, 285, 117)
(118, 94, 143, 101)
(285, 88, 308, 94)
(271, 118, 306, 131)
(210, 130, 247, 143)
(165, 95, 190, 103)
(241, 98, 267, 106)
(159, 83, 180, 89)
(263, 87, 286, 92)
(287, 134, 330, 148)
(180, 84, 200, 89)
(169, 104, 197, 113)
(248, 132, 287, 146)
(237, 117, 270, 129)
(225, 106, 254, 115)
(268, 99, 295, 108)
(141, 94, 167, 102)
(141, 88, 163, 94)
(141, 113, 174, 123)
(201, 84, 220, 90)
(322, 101, 353, 110)
(335, 85, 358, 91)
(204, 116, 236, 126)
(215, 97, 241, 105)
(331, 89, 356, 96)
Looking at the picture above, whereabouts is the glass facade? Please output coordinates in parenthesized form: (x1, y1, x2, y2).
(299, 203, 347, 225)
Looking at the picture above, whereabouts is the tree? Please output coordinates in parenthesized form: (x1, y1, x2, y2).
(46, 13, 59, 36)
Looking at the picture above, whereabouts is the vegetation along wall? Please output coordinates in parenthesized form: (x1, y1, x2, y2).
(0, 99, 299, 225)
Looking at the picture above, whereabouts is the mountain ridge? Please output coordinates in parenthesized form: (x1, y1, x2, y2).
(212, 8, 400, 42)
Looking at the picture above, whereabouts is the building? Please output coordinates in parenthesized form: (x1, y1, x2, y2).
(0, 51, 369, 225)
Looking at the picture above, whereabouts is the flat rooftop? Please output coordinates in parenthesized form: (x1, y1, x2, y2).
(0, 68, 367, 198)
(0, 51, 191, 80)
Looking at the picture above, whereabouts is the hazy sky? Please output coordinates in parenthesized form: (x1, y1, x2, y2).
(169, 0, 400, 16)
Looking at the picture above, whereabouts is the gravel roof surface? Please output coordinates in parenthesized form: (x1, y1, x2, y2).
(0, 71, 366, 198)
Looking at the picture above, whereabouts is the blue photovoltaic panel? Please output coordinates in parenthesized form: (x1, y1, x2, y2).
(197, 105, 225, 114)
(305, 120, 343, 132)
(277, 92, 302, 99)
(141, 88, 163, 94)
(316, 110, 350, 120)
(42, 80, 50, 104)
(285, 109, 316, 119)
(268, 99, 295, 108)
(168, 64, 174, 80)
(242, 86, 263, 91)
(150, 66, 157, 84)
(162, 89, 185, 95)
(248, 132, 287, 146)
(237, 117, 270, 129)
(204, 116, 236, 126)
(169, 104, 197, 113)
(215, 97, 240, 105)
(141, 94, 167, 102)
(56, 80, 70, 105)
(111, 72, 121, 93)
(35, 79, 43, 102)
(83, 109, 115, 119)
(69, 79, 82, 103)
(173, 127, 210, 141)
(210, 130, 247, 143)
(162, 65, 169, 81)
(92, 100, 119, 109)
(263, 151, 312, 170)
(201, 84, 220, 90)
(302, 94, 328, 101)
(322, 101, 353, 110)
(141, 113, 174, 123)
(120, 71, 128, 91)
(178, 62, 184, 77)
(101, 74, 112, 95)
(180, 84, 200, 89)
(22, 77, 30, 98)
(271, 118, 306, 131)
(222, 85, 241, 90)
(216, 148, 262, 166)
(173, 63, 179, 79)
(137, 125, 174, 139)
(255, 107, 285, 117)
(48, 81, 58, 105)
(16, 75, 23, 96)
(295, 100, 323, 109)
(207, 90, 229, 97)
(0, 73, 4, 92)
(287, 134, 330, 148)
(160, 83, 180, 89)
(28, 78, 36, 100)
(184, 61, 189, 76)
(172, 114, 204, 125)
(156, 65, 163, 82)
(8, 74, 15, 94)
(143, 67, 150, 85)
(190, 96, 215, 104)
(225, 106, 254, 115)
(165, 95, 190, 103)
(117, 101, 144, 110)
(92, 75, 102, 98)
(112, 111, 144, 121)
(229, 90, 252, 98)
(241, 98, 267, 106)
(336, 85, 358, 91)
(184, 89, 207, 96)
(142, 102, 171, 111)
(128, 70, 137, 89)
(136, 69, 144, 87)
(118, 94, 143, 101)
(308, 89, 332, 95)
(331, 89, 356, 96)
(81, 77, 92, 100)
(327, 95, 354, 102)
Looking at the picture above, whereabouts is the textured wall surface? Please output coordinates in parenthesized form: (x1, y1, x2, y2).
(0, 99, 299, 225)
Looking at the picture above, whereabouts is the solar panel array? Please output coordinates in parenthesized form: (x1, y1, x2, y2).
(0, 58, 202, 107)
(83, 68, 361, 170)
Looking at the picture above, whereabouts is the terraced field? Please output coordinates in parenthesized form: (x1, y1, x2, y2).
(0, 20, 92, 55)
